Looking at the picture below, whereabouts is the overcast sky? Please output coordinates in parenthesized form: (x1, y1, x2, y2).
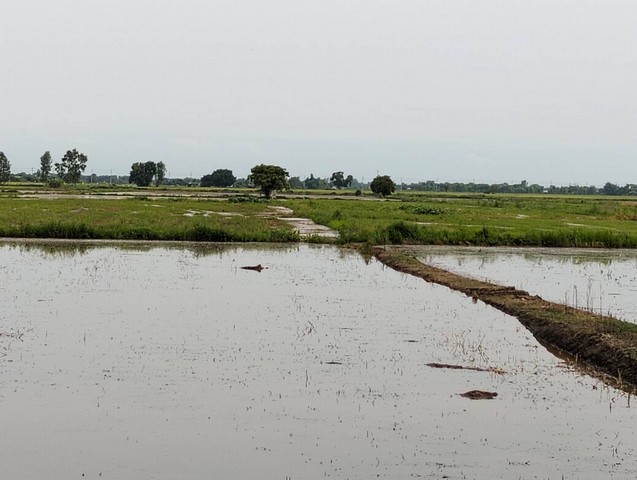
(1, 0, 635, 186)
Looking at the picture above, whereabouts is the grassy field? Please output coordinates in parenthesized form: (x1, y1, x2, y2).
(284, 193, 637, 247)
(0, 196, 299, 242)
(2, 186, 637, 247)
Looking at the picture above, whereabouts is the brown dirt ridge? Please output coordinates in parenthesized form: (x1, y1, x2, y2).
(373, 246, 637, 389)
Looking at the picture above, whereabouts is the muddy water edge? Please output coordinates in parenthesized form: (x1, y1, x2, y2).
(1, 241, 636, 479)
(374, 246, 637, 389)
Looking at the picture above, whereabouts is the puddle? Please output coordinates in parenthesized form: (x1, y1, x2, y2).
(1, 242, 636, 478)
(411, 246, 637, 323)
(261, 206, 339, 239)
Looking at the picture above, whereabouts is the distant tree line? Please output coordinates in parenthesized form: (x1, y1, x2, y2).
(2, 150, 636, 196)
(398, 180, 637, 196)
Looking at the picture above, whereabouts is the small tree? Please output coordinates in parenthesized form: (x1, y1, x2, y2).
(56, 149, 88, 183)
(248, 164, 289, 199)
(0, 152, 11, 183)
(155, 161, 166, 187)
(39, 151, 52, 182)
(201, 169, 236, 187)
(370, 175, 395, 197)
(129, 161, 157, 187)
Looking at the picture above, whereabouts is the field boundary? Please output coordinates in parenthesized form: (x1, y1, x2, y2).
(373, 246, 637, 389)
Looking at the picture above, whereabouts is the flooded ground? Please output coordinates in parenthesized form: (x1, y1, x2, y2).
(1, 242, 636, 479)
(411, 246, 637, 323)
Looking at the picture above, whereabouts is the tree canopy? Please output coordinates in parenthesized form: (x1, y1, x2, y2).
(248, 164, 289, 199)
(129, 162, 158, 187)
(0, 152, 11, 183)
(330, 171, 353, 189)
(201, 169, 236, 187)
(155, 161, 166, 187)
(370, 175, 395, 196)
(39, 151, 52, 182)
(54, 149, 88, 184)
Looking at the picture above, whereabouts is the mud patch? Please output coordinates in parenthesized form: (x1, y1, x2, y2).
(261, 206, 339, 239)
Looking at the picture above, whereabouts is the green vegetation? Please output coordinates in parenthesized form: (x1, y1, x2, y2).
(370, 175, 395, 197)
(0, 197, 298, 242)
(201, 169, 236, 187)
(0, 152, 10, 183)
(330, 171, 353, 189)
(285, 193, 637, 247)
(38, 151, 52, 182)
(55, 149, 88, 184)
(128, 161, 166, 187)
(3, 189, 637, 247)
(248, 164, 289, 199)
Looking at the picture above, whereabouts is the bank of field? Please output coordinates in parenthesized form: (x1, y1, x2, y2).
(4, 192, 637, 247)
(285, 193, 637, 247)
(0, 197, 299, 242)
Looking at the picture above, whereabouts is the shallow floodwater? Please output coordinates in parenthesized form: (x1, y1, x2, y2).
(413, 246, 637, 324)
(1, 242, 636, 479)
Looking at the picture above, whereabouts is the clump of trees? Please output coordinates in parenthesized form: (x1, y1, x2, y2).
(201, 169, 236, 187)
(129, 161, 166, 187)
(330, 171, 354, 189)
(54, 149, 88, 184)
(0, 152, 11, 183)
(248, 164, 289, 199)
(303, 174, 327, 190)
(370, 175, 395, 196)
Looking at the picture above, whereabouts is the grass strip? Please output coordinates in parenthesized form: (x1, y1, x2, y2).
(373, 246, 637, 389)
(0, 197, 300, 243)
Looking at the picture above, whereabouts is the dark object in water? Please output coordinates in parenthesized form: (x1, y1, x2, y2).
(241, 264, 265, 272)
(427, 363, 506, 375)
(459, 390, 498, 400)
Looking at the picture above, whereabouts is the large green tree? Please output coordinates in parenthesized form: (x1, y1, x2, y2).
(370, 175, 395, 197)
(129, 161, 158, 187)
(39, 151, 52, 182)
(330, 171, 353, 189)
(248, 164, 289, 199)
(155, 161, 166, 187)
(201, 169, 236, 187)
(55, 149, 88, 183)
(0, 152, 11, 183)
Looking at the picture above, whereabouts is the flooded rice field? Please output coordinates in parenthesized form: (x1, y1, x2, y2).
(413, 246, 637, 324)
(1, 242, 636, 479)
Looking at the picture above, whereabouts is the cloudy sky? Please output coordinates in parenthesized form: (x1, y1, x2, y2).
(1, 0, 635, 186)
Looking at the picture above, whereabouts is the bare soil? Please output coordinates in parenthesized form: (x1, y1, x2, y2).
(374, 246, 637, 389)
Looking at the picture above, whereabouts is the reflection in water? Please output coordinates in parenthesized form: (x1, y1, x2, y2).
(1, 243, 637, 479)
(414, 246, 637, 323)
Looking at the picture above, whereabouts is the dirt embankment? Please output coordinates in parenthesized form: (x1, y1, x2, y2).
(373, 246, 637, 389)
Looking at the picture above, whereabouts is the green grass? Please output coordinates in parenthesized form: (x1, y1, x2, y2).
(284, 193, 637, 247)
(0, 197, 299, 242)
(4, 190, 637, 247)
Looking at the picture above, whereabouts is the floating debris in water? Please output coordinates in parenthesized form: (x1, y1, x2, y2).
(459, 390, 498, 400)
(241, 264, 266, 272)
(427, 362, 506, 375)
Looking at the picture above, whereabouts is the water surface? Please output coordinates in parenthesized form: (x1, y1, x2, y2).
(0, 242, 635, 479)
(412, 246, 637, 323)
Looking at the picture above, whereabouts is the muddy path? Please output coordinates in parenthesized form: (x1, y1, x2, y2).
(374, 246, 637, 389)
